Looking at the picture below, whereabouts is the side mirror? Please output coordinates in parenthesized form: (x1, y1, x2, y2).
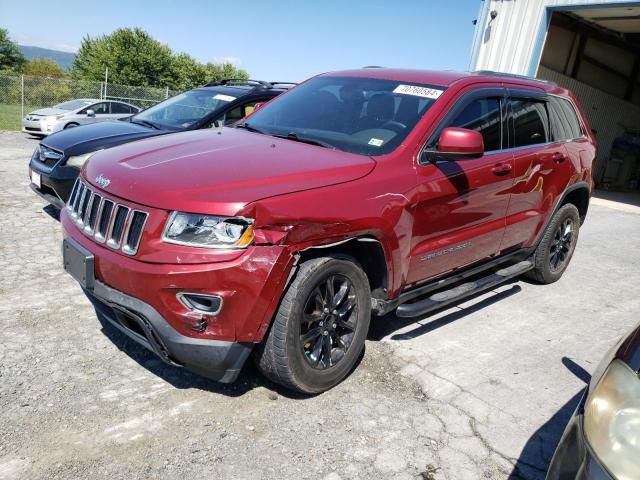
(435, 127, 484, 160)
(86, 109, 95, 117)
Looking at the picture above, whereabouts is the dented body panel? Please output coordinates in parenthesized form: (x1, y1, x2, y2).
(61, 69, 596, 382)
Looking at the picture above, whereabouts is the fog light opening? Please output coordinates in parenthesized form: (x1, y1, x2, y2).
(177, 292, 223, 316)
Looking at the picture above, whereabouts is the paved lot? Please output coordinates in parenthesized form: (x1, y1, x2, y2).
(1, 130, 639, 480)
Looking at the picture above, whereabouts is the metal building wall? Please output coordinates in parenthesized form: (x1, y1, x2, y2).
(539, 65, 640, 178)
(470, 0, 639, 75)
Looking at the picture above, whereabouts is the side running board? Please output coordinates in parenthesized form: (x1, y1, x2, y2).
(395, 260, 533, 318)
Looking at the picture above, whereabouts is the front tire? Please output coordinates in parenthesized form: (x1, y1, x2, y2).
(64, 122, 79, 129)
(525, 203, 580, 284)
(255, 256, 371, 394)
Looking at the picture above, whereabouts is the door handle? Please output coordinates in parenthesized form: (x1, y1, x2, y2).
(552, 152, 567, 163)
(491, 163, 512, 176)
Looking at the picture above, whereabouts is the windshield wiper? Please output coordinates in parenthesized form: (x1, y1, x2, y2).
(272, 132, 336, 149)
(131, 119, 160, 130)
(235, 122, 266, 134)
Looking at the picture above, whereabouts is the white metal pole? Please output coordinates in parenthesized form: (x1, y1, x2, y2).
(104, 67, 108, 99)
(21, 75, 24, 121)
(165, 86, 169, 99)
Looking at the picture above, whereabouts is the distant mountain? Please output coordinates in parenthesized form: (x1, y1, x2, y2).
(19, 45, 76, 71)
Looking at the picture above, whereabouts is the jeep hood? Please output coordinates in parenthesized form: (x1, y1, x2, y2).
(43, 120, 163, 154)
(83, 128, 376, 215)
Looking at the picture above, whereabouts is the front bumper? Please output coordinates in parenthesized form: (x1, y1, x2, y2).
(29, 158, 78, 206)
(61, 207, 295, 382)
(22, 119, 63, 135)
(85, 277, 253, 382)
(546, 389, 613, 480)
(22, 119, 45, 135)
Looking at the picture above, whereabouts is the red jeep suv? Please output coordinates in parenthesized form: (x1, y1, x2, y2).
(61, 69, 595, 393)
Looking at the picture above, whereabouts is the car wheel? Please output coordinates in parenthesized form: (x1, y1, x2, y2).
(525, 203, 580, 284)
(64, 123, 79, 129)
(254, 256, 371, 394)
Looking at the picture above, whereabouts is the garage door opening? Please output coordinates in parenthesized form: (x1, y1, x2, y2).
(536, 6, 640, 193)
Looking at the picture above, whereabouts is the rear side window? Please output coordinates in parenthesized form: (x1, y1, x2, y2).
(447, 98, 502, 151)
(548, 97, 583, 141)
(511, 99, 550, 147)
(111, 102, 133, 114)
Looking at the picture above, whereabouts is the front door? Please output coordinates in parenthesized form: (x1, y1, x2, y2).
(78, 102, 110, 126)
(407, 90, 513, 284)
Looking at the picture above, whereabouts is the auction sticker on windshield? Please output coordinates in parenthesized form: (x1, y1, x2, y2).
(213, 94, 236, 102)
(393, 85, 443, 99)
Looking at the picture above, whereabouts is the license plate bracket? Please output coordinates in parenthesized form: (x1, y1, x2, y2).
(31, 170, 41, 189)
(63, 237, 95, 290)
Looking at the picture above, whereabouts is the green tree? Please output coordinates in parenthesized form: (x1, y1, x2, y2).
(170, 53, 208, 90)
(0, 28, 25, 71)
(204, 62, 249, 84)
(70, 27, 249, 90)
(71, 28, 174, 87)
(24, 57, 66, 77)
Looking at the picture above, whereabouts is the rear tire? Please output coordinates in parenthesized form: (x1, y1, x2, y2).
(254, 256, 371, 394)
(525, 203, 580, 284)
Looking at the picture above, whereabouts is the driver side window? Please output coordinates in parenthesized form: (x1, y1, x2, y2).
(446, 98, 502, 152)
(222, 102, 259, 126)
(81, 102, 109, 115)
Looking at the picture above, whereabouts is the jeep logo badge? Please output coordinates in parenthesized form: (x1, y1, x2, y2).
(95, 174, 111, 188)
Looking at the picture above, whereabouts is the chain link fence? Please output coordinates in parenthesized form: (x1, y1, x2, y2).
(0, 72, 177, 130)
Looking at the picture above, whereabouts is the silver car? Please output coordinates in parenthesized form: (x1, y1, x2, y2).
(22, 98, 141, 137)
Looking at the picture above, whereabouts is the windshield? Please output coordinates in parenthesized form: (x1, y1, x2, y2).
(132, 89, 236, 129)
(54, 100, 93, 111)
(243, 76, 444, 155)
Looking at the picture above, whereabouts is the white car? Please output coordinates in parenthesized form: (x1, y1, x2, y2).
(22, 99, 141, 137)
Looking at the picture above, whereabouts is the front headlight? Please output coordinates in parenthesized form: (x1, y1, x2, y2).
(66, 152, 97, 168)
(162, 212, 254, 249)
(584, 359, 640, 479)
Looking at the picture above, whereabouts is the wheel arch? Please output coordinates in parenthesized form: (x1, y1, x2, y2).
(297, 236, 390, 301)
(558, 181, 590, 224)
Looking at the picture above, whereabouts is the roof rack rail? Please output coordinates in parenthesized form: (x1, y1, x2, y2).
(269, 82, 297, 89)
(205, 78, 273, 88)
(472, 70, 556, 86)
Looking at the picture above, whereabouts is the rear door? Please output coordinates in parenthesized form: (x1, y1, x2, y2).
(407, 87, 513, 284)
(500, 91, 576, 250)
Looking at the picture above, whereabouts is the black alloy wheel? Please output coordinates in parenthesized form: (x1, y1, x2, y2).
(300, 274, 358, 369)
(549, 217, 574, 272)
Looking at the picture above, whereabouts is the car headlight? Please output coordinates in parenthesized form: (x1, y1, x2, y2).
(66, 152, 97, 168)
(584, 359, 640, 479)
(162, 212, 254, 249)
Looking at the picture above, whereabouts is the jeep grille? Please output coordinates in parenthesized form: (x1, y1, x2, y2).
(67, 178, 148, 256)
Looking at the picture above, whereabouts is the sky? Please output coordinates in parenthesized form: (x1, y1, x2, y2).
(0, 0, 482, 82)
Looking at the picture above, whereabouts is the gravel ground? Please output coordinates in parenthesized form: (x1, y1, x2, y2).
(1, 130, 639, 480)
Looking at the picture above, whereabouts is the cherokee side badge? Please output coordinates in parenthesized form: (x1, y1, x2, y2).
(95, 174, 111, 189)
